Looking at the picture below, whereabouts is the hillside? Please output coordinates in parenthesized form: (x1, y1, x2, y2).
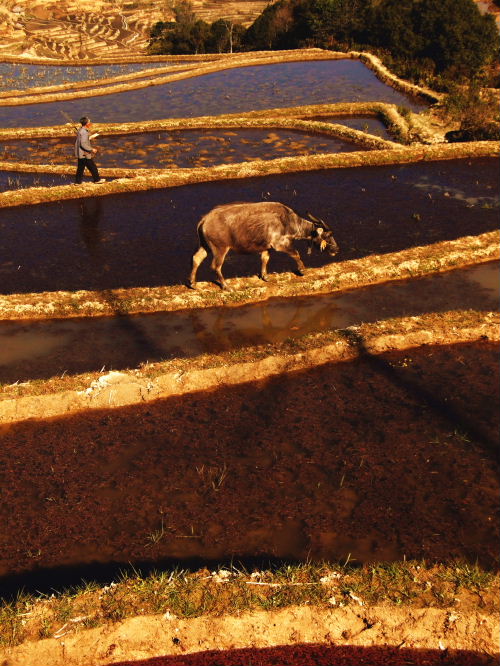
(0, 0, 273, 60)
(0, 0, 497, 61)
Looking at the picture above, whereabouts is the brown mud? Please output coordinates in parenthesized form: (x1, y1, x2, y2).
(0, 338, 498, 588)
(2, 605, 499, 666)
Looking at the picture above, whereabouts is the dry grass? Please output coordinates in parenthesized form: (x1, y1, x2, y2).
(0, 560, 497, 649)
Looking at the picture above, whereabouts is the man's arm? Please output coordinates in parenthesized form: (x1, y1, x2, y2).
(79, 129, 94, 154)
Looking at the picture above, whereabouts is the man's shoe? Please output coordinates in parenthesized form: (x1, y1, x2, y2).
(93, 179, 106, 184)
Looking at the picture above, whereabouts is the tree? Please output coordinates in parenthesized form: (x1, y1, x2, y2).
(417, 0, 498, 78)
(368, 0, 499, 80)
(243, 0, 295, 50)
(209, 18, 245, 53)
(148, 1, 211, 54)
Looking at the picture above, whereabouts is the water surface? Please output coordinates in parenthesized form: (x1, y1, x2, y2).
(0, 262, 497, 383)
(0, 158, 497, 295)
(0, 60, 427, 128)
(0, 128, 368, 171)
(0, 61, 176, 91)
(0, 170, 73, 191)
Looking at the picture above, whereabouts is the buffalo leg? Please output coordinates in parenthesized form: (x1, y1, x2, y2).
(285, 248, 306, 276)
(189, 246, 207, 288)
(259, 250, 270, 281)
(211, 247, 230, 289)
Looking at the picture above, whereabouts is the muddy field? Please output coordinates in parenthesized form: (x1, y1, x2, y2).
(0, 158, 497, 294)
(0, 337, 498, 594)
(0, 128, 368, 170)
(0, 43, 498, 664)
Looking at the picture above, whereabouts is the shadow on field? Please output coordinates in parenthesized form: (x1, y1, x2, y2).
(109, 644, 499, 666)
(0, 340, 498, 595)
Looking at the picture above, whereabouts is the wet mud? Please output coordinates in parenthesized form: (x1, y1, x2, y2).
(0, 158, 497, 295)
(0, 128, 368, 172)
(0, 60, 426, 128)
(0, 339, 498, 586)
(1, 261, 497, 384)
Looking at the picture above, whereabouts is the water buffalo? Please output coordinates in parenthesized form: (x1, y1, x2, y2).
(188, 201, 339, 290)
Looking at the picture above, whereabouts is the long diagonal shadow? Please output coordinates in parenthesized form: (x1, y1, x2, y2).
(78, 196, 169, 364)
(339, 328, 498, 456)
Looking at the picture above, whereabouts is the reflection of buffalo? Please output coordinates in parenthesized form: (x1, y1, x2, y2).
(189, 201, 339, 290)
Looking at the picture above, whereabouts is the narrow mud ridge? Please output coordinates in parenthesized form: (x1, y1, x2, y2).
(1, 605, 498, 666)
(1, 262, 497, 384)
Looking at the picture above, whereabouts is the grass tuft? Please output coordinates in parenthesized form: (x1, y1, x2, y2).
(0, 560, 497, 648)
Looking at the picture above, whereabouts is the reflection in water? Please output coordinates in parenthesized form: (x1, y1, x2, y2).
(411, 176, 500, 209)
(0, 60, 427, 128)
(78, 197, 103, 258)
(0, 127, 366, 171)
(0, 158, 497, 295)
(0, 61, 171, 90)
(0, 261, 497, 382)
(0, 170, 72, 191)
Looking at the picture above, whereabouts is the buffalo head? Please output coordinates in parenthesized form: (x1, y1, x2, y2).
(307, 212, 339, 257)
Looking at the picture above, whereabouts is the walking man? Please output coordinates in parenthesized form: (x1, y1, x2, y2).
(75, 116, 105, 184)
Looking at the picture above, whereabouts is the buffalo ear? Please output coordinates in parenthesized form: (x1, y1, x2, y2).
(316, 227, 324, 236)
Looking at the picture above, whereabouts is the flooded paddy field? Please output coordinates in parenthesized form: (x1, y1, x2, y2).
(310, 115, 393, 140)
(0, 262, 497, 384)
(0, 61, 173, 90)
(0, 170, 73, 191)
(0, 337, 497, 586)
(0, 128, 368, 171)
(0, 158, 497, 295)
(0, 60, 427, 128)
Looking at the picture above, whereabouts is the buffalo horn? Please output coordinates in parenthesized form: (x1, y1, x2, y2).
(306, 211, 331, 230)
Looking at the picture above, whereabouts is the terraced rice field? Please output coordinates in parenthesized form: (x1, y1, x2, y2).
(0, 59, 426, 127)
(0, 61, 172, 90)
(0, 48, 498, 665)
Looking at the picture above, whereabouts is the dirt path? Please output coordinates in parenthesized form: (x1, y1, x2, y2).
(2, 604, 498, 666)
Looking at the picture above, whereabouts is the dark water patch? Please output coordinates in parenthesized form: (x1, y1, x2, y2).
(0, 128, 366, 171)
(0, 60, 427, 128)
(0, 61, 173, 91)
(0, 340, 497, 583)
(310, 115, 393, 140)
(0, 158, 497, 295)
(0, 170, 73, 191)
(0, 262, 497, 384)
